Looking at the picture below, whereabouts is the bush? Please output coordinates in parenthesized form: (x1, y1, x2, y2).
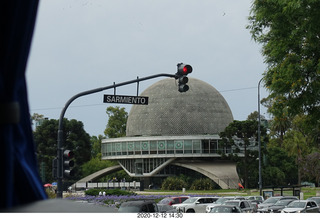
(189, 178, 214, 190)
(161, 176, 188, 190)
(84, 188, 136, 196)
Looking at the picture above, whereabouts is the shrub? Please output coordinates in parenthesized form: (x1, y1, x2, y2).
(161, 176, 188, 190)
(84, 188, 136, 196)
(189, 178, 214, 190)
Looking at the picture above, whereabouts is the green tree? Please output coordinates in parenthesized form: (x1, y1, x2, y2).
(33, 118, 91, 183)
(263, 146, 298, 186)
(247, 0, 320, 125)
(283, 115, 313, 185)
(90, 135, 105, 158)
(104, 106, 128, 138)
(300, 151, 320, 187)
(247, 111, 265, 121)
(220, 120, 267, 188)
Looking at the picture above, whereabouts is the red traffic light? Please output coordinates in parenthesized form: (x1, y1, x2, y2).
(63, 150, 74, 159)
(177, 63, 192, 75)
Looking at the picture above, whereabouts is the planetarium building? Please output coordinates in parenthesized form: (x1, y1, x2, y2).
(101, 78, 241, 189)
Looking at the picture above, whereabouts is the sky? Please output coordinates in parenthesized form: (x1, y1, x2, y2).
(26, 0, 268, 137)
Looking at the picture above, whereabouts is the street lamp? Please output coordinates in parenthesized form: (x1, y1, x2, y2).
(258, 77, 263, 196)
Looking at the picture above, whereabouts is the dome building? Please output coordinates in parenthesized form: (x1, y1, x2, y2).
(100, 78, 241, 189)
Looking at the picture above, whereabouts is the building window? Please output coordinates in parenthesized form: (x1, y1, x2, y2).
(134, 142, 141, 155)
(193, 140, 201, 153)
(184, 140, 192, 154)
(167, 140, 174, 154)
(175, 140, 183, 154)
(150, 141, 157, 154)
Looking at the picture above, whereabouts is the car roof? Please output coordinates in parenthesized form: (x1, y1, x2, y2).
(225, 200, 244, 202)
(292, 200, 314, 203)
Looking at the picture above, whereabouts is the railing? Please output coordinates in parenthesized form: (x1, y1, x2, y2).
(74, 181, 140, 190)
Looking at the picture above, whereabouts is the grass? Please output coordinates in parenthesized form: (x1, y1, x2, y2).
(141, 187, 320, 200)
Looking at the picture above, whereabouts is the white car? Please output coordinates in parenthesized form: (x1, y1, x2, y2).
(173, 197, 218, 213)
(205, 196, 245, 213)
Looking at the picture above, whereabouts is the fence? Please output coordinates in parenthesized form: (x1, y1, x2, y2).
(74, 181, 140, 190)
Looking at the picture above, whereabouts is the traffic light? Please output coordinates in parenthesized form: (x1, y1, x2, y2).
(63, 150, 75, 177)
(176, 63, 193, 92)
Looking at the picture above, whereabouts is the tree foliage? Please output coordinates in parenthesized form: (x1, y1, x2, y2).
(161, 176, 188, 190)
(104, 106, 128, 138)
(33, 118, 91, 183)
(220, 120, 267, 188)
(247, 0, 320, 125)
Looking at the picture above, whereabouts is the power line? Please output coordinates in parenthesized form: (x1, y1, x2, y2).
(30, 86, 261, 112)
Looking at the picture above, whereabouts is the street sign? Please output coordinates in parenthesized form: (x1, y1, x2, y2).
(103, 95, 149, 105)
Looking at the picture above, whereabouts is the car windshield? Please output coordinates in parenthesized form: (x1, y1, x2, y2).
(158, 198, 172, 204)
(215, 198, 231, 204)
(287, 202, 306, 208)
(274, 200, 292, 206)
(210, 206, 237, 213)
(182, 197, 198, 203)
(225, 201, 239, 206)
(263, 198, 279, 204)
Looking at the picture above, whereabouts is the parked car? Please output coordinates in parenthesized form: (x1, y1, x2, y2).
(158, 196, 189, 206)
(157, 204, 177, 213)
(205, 196, 245, 213)
(173, 196, 218, 213)
(257, 196, 298, 213)
(118, 200, 159, 213)
(209, 205, 243, 213)
(281, 200, 320, 213)
(250, 200, 263, 212)
(223, 200, 254, 213)
(264, 199, 296, 213)
(245, 196, 264, 202)
(307, 197, 320, 206)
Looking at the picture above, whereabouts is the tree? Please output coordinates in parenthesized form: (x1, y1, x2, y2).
(264, 146, 298, 186)
(283, 115, 313, 185)
(247, 111, 265, 121)
(247, 0, 320, 125)
(220, 120, 267, 188)
(90, 135, 105, 159)
(104, 106, 128, 138)
(300, 151, 320, 187)
(33, 118, 91, 183)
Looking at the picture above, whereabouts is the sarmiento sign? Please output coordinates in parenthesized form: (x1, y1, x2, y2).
(103, 95, 149, 105)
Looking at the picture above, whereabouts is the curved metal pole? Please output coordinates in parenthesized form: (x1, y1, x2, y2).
(258, 77, 263, 196)
(56, 73, 176, 198)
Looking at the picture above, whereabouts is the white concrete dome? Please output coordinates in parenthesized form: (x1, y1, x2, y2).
(126, 78, 233, 136)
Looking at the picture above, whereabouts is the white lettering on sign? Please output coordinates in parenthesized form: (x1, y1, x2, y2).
(103, 95, 149, 105)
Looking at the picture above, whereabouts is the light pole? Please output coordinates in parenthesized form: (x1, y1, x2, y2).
(258, 77, 263, 196)
(54, 67, 193, 198)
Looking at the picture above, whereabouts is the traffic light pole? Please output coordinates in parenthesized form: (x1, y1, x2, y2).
(56, 73, 177, 198)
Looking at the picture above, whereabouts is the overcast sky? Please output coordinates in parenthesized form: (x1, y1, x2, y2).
(26, 0, 268, 137)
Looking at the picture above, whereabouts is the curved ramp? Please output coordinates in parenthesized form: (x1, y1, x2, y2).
(172, 161, 239, 189)
(76, 165, 122, 183)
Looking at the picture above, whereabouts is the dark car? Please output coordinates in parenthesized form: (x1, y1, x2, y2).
(257, 196, 298, 213)
(307, 197, 320, 206)
(118, 200, 159, 213)
(209, 205, 242, 213)
(158, 196, 189, 206)
(266, 199, 296, 213)
(223, 200, 254, 213)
